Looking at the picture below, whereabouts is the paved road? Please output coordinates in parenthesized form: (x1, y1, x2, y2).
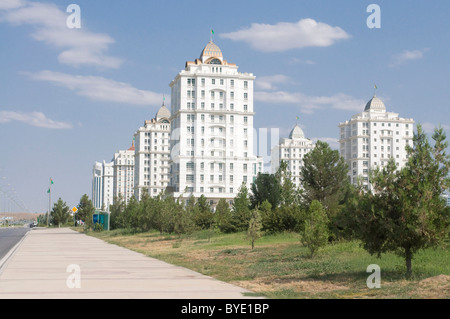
(0, 227, 30, 261)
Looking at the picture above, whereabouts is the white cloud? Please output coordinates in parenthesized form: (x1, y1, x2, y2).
(0, 0, 25, 10)
(255, 74, 290, 90)
(255, 90, 364, 114)
(390, 49, 428, 67)
(220, 18, 350, 52)
(0, 110, 73, 129)
(26, 70, 164, 106)
(421, 122, 450, 134)
(1, 1, 122, 68)
(289, 58, 315, 65)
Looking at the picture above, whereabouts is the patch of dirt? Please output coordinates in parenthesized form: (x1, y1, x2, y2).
(415, 275, 450, 299)
(233, 277, 349, 295)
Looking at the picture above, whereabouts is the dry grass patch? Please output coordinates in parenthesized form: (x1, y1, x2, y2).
(85, 229, 450, 299)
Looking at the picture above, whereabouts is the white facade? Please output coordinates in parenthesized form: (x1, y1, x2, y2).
(134, 103, 171, 200)
(113, 146, 135, 205)
(339, 95, 414, 189)
(271, 124, 314, 188)
(169, 40, 263, 204)
(92, 160, 114, 211)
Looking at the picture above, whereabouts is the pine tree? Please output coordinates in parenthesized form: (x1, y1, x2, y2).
(51, 198, 70, 227)
(232, 182, 252, 231)
(250, 173, 281, 209)
(348, 125, 450, 277)
(301, 200, 329, 257)
(215, 198, 235, 233)
(300, 140, 349, 233)
(76, 194, 95, 229)
(247, 209, 263, 249)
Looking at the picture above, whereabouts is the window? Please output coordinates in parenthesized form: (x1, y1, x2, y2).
(244, 81, 248, 88)
(186, 162, 194, 170)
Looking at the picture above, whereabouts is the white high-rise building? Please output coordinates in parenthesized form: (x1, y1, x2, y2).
(113, 145, 135, 204)
(339, 95, 414, 189)
(271, 124, 314, 188)
(134, 103, 171, 200)
(169, 40, 263, 204)
(92, 160, 114, 211)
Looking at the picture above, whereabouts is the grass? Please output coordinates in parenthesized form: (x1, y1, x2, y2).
(84, 228, 450, 299)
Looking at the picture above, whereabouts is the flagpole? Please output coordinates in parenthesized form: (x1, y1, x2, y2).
(47, 179, 50, 227)
(47, 177, 52, 227)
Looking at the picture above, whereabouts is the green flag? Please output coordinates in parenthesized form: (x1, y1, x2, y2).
(47, 188, 50, 194)
(211, 29, 214, 35)
(50, 178, 54, 185)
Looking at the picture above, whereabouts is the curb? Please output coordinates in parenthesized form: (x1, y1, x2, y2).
(0, 229, 31, 276)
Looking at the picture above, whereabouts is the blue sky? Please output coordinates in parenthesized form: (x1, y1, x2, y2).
(0, 0, 449, 213)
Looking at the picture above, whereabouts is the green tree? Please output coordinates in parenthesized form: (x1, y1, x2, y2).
(348, 125, 450, 277)
(152, 195, 174, 235)
(172, 197, 194, 238)
(250, 173, 282, 209)
(247, 208, 263, 249)
(139, 191, 155, 232)
(300, 140, 349, 229)
(232, 183, 252, 231)
(51, 198, 70, 227)
(276, 160, 301, 206)
(110, 194, 126, 230)
(301, 200, 329, 258)
(76, 194, 95, 230)
(192, 195, 214, 230)
(125, 196, 140, 231)
(215, 198, 235, 233)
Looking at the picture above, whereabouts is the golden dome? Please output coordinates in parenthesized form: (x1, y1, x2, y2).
(200, 41, 223, 59)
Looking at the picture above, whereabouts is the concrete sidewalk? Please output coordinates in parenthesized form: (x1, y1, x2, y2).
(0, 228, 258, 299)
